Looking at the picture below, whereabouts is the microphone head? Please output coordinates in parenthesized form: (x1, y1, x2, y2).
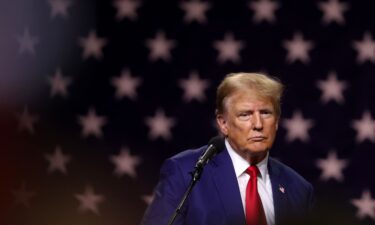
(208, 136, 225, 153)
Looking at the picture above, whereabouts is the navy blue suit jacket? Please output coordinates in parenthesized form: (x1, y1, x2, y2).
(141, 145, 314, 225)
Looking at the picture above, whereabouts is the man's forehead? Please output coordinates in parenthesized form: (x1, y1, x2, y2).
(222, 92, 272, 112)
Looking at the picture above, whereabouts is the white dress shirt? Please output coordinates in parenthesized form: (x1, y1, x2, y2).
(226, 139, 275, 225)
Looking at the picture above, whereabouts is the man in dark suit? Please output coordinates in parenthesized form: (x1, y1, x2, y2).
(141, 72, 314, 225)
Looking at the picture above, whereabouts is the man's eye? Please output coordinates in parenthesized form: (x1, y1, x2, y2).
(261, 110, 273, 117)
(238, 113, 250, 120)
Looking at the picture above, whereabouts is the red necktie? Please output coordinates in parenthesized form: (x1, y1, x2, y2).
(245, 165, 267, 225)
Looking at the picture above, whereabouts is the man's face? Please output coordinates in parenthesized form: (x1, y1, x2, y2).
(217, 90, 278, 158)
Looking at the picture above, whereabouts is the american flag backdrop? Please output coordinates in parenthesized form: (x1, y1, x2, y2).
(2, 0, 375, 224)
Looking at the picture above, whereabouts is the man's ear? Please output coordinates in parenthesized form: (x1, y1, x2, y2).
(216, 114, 228, 136)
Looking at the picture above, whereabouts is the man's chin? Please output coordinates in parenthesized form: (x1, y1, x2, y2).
(240, 148, 268, 164)
(246, 144, 269, 153)
(245, 146, 269, 156)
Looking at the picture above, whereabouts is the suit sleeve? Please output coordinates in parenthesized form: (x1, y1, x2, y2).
(140, 158, 189, 225)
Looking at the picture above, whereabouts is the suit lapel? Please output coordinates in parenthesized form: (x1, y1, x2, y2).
(206, 152, 291, 225)
(268, 158, 289, 225)
(208, 148, 245, 225)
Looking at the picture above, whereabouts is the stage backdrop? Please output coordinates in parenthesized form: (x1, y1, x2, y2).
(1, 0, 375, 224)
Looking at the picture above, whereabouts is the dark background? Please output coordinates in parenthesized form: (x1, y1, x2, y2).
(1, 0, 374, 224)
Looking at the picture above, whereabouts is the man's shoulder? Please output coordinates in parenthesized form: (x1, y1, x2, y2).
(158, 145, 208, 181)
(168, 145, 207, 166)
(269, 157, 312, 188)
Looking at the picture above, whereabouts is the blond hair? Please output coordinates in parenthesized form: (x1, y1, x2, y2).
(216, 72, 284, 117)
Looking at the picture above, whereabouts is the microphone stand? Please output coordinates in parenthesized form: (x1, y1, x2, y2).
(166, 166, 203, 225)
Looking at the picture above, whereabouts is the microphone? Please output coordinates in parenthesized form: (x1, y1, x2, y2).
(167, 136, 225, 225)
(195, 136, 225, 170)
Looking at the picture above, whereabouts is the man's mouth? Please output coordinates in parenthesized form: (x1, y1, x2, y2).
(249, 136, 266, 141)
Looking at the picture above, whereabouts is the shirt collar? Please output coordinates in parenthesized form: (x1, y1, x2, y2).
(225, 138, 269, 179)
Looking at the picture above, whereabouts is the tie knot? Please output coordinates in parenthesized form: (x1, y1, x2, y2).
(246, 165, 259, 177)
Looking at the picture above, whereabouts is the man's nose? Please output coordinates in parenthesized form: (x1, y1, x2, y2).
(252, 113, 263, 130)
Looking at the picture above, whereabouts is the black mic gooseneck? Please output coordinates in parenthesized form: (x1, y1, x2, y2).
(166, 136, 225, 225)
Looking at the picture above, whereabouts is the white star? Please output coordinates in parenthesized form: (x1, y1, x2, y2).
(75, 186, 105, 215)
(111, 69, 142, 100)
(16, 28, 39, 55)
(316, 71, 348, 104)
(213, 33, 245, 63)
(113, 0, 141, 21)
(78, 108, 107, 138)
(145, 31, 176, 62)
(78, 30, 107, 60)
(351, 189, 375, 220)
(47, 68, 72, 98)
(110, 148, 141, 178)
(47, 0, 72, 18)
(145, 109, 176, 140)
(318, 0, 349, 25)
(249, 0, 280, 24)
(282, 110, 314, 142)
(44, 146, 71, 174)
(352, 32, 375, 64)
(351, 111, 375, 143)
(142, 193, 154, 205)
(16, 106, 38, 134)
(179, 71, 210, 102)
(12, 183, 35, 208)
(283, 32, 314, 64)
(316, 150, 348, 182)
(180, 0, 211, 24)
